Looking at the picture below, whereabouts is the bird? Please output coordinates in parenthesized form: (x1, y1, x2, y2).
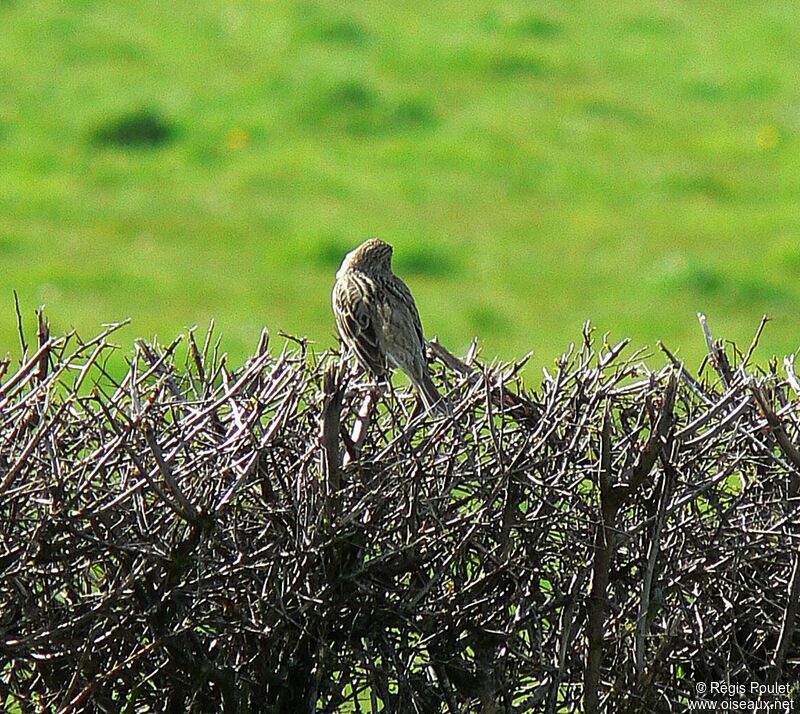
(332, 238, 444, 412)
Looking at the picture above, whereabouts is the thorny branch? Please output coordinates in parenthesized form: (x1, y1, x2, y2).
(0, 315, 799, 713)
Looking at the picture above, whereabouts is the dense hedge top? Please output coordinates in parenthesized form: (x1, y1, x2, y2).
(1, 314, 800, 713)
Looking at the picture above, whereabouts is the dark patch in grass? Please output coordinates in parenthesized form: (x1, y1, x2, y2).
(664, 174, 731, 201)
(660, 260, 723, 297)
(664, 261, 790, 306)
(309, 82, 437, 136)
(297, 2, 369, 47)
(394, 245, 459, 278)
(686, 80, 725, 102)
(733, 278, 790, 306)
(682, 264, 724, 297)
(518, 16, 563, 40)
(468, 305, 510, 336)
(506, 164, 547, 197)
(583, 100, 646, 127)
(0, 237, 20, 255)
(391, 99, 438, 131)
(490, 54, 550, 78)
(252, 211, 290, 238)
(687, 77, 778, 102)
(782, 251, 800, 274)
(306, 236, 457, 274)
(307, 236, 352, 270)
(315, 18, 369, 46)
(311, 80, 380, 136)
(91, 108, 176, 149)
(326, 80, 376, 111)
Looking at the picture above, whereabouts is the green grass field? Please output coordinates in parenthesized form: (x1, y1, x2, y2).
(1, 0, 798, 378)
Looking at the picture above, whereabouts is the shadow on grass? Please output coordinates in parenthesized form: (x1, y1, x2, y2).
(314, 17, 369, 46)
(296, 1, 370, 47)
(662, 173, 733, 202)
(307, 236, 353, 270)
(0, 237, 21, 255)
(91, 108, 176, 149)
(686, 77, 778, 102)
(468, 304, 511, 337)
(394, 244, 460, 278)
(517, 16, 563, 40)
(306, 80, 438, 137)
(661, 258, 793, 307)
(308, 238, 461, 280)
(489, 53, 551, 78)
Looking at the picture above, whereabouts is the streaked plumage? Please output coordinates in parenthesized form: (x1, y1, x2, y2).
(332, 238, 443, 411)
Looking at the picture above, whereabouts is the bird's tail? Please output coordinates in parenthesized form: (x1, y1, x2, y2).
(411, 367, 449, 415)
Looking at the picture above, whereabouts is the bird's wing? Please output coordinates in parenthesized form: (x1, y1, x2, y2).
(334, 275, 387, 376)
(385, 277, 426, 350)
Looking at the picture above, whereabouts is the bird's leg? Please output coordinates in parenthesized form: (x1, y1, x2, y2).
(409, 394, 425, 420)
(373, 374, 389, 400)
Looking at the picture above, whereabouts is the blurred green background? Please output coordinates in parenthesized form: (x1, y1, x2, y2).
(1, 0, 798, 376)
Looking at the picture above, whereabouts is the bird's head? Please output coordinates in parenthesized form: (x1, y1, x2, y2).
(339, 238, 393, 276)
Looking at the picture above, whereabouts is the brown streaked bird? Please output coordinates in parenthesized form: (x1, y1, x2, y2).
(332, 238, 443, 412)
